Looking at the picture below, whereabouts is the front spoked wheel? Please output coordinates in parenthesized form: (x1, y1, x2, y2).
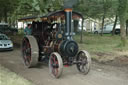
(76, 50, 91, 75)
(49, 52, 63, 78)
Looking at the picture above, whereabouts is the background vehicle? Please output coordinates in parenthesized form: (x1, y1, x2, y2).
(0, 23, 18, 35)
(20, 8, 91, 78)
(0, 33, 13, 51)
(93, 24, 120, 34)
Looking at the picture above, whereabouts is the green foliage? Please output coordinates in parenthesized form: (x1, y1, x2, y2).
(0, 0, 65, 22)
(74, 0, 120, 19)
(1, 0, 126, 22)
(15, 0, 64, 16)
(118, 0, 128, 46)
(0, 0, 127, 22)
(0, 0, 20, 22)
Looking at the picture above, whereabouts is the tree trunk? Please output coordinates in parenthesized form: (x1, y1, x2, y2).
(74, 20, 79, 33)
(120, 18, 126, 46)
(80, 19, 84, 43)
(4, 8, 8, 23)
(112, 15, 118, 36)
(118, 0, 127, 46)
(100, 0, 105, 36)
(126, 20, 128, 36)
(0, 18, 2, 22)
(8, 17, 11, 26)
(100, 14, 105, 36)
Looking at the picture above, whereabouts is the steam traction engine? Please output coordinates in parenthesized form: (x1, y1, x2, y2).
(21, 8, 91, 78)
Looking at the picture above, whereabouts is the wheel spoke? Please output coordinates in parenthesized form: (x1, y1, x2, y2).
(52, 55, 59, 76)
(22, 38, 32, 67)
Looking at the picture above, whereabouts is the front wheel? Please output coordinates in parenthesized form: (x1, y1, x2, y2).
(49, 52, 63, 78)
(76, 50, 91, 75)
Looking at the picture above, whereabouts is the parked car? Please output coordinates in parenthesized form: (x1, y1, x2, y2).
(93, 25, 120, 34)
(0, 23, 18, 35)
(0, 33, 13, 51)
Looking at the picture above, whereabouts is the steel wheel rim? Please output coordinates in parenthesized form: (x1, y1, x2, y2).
(22, 38, 31, 66)
(50, 54, 59, 77)
(49, 52, 63, 78)
(76, 50, 91, 75)
(77, 52, 88, 73)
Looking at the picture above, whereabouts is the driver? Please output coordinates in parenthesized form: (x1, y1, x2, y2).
(24, 24, 32, 35)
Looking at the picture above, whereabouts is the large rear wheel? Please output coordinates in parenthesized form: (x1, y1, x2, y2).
(76, 50, 91, 75)
(22, 35, 39, 68)
(49, 52, 63, 78)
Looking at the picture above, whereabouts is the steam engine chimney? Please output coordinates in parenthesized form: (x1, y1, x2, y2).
(64, 8, 72, 40)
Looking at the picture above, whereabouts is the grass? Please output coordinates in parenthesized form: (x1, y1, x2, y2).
(73, 33, 128, 64)
(74, 33, 128, 53)
(0, 65, 34, 85)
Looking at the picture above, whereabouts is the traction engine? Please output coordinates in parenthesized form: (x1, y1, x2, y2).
(21, 8, 91, 78)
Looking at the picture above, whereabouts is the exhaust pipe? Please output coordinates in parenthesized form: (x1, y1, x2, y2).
(64, 8, 72, 40)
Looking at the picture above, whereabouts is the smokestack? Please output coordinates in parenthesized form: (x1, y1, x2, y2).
(64, 0, 78, 40)
(64, 8, 72, 40)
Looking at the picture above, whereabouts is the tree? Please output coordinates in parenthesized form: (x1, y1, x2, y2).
(0, 0, 20, 23)
(101, 0, 108, 36)
(126, 20, 128, 35)
(74, 20, 79, 33)
(112, 15, 118, 36)
(15, 0, 64, 16)
(118, 0, 128, 46)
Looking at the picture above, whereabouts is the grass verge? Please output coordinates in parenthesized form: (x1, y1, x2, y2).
(0, 65, 34, 85)
(73, 33, 128, 66)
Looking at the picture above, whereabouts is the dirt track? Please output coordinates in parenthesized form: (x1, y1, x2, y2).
(0, 48, 128, 85)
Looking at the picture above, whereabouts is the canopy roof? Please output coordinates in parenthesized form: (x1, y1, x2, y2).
(19, 10, 84, 22)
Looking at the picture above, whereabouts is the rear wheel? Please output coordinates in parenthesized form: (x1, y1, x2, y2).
(22, 35, 39, 68)
(49, 52, 63, 78)
(76, 50, 91, 75)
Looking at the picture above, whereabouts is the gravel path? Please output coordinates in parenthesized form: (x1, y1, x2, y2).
(0, 49, 128, 85)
